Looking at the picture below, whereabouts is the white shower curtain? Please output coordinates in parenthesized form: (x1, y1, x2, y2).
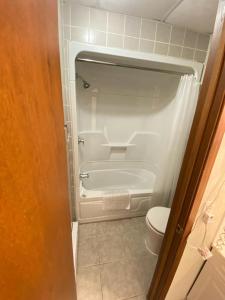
(152, 74, 200, 208)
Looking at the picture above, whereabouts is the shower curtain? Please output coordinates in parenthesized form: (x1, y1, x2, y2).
(152, 74, 200, 208)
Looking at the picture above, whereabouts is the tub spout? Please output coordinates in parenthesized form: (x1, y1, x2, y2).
(78, 137, 85, 144)
(80, 173, 89, 179)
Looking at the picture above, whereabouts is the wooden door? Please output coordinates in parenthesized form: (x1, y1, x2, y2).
(148, 0, 225, 298)
(0, 1, 76, 299)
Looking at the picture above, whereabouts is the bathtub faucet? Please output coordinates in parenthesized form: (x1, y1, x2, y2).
(80, 173, 89, 179)
(78, 136, 85, 144)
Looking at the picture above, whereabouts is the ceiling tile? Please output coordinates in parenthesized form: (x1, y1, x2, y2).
(73, 0, 180, 20)
(70, 0, 219, 34)
(166, 0, 219, 34)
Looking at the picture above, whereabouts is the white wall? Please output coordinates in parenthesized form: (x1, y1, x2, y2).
(76, 61, 180, 172)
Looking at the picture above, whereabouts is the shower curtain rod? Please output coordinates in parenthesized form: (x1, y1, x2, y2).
(76, 57, 185, 76)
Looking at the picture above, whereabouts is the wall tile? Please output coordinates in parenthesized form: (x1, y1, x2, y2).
(184, 30, 197, 48)
(89, 30, 107, 46)
(108, 12, 124, 34)
(61, 3, 209, 65)
(62, 2, 70, 25)
(197, 34, 210, 50)
(90, 8, 107, 31)
(64, 86, 70, 106)
(154, 42, 169, 55)
(63, 41, 68, 65)
(64, 69, 69, 86)
(194, 50, 207, 63)
(63, 26, 70, 40)
(71, 4, 89, 27)
(168, 45, 182, 57)
(182, 47, 194, 60)
(124, 36, 139, 51)
(107, 33, 123, 48)
(71, 27, 89, 43)
(140, 39, 154, 53)
(156, 23, 171, 43)
(170, 26, 185, 45)
(125, 16, 141, 37)
(141, 19, 156, 40)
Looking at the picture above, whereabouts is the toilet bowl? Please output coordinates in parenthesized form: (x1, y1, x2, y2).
(145, 206, 171, 256)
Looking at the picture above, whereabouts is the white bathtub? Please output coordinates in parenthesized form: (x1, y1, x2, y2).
(81, 168, 155, 196)
(78, 166, 156, 222)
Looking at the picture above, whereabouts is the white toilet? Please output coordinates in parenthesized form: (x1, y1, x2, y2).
(145, 206, 171, 256)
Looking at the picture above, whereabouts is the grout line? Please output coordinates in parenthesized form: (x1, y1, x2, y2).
(123, 15, 126, 48)
(68, 2, 71, 40)
(77, 251, 152, 271)
(88, 6, 91, 26)
(153, 21, 158, 53)
(106, 11, 109, 47)
(87, 7, 91, 43)
(138, 17, 143, 50)
(167, 24, 173, 56)
(193, 33, 199, 61)
(68, 25, 208, 53)
(180, 27, 186, 58)
(69, 1, 71, 28)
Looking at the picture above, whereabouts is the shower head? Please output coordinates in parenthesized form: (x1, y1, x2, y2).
(76, 73, 90, 89)
(83, 80, 90, 89)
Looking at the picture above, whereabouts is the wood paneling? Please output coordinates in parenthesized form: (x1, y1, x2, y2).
(148, 1, 225, 299)
(0, 1, 76, 299)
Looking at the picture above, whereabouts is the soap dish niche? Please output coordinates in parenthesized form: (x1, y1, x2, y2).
(101, 143, 136, 149)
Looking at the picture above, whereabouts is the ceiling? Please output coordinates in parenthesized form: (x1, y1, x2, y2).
(72, 0, 219, 34)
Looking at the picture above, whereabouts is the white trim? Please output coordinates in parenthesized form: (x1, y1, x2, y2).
(72, 221, 78, 275)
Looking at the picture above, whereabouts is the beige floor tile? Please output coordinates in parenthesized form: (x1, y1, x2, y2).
(77, 217, 157, 300)
(136, 254, 158, 294)
(78, 237, 100, 267)
(96, 220, 125, 237)
(101, 259, 144, 300)
(132, 217, 147, 230)
(77, 265, 102, 300)
(98, 235, 128, 264)
(79, 222, 98, 238)
(120, 217, 147, 235)
(124, 229, 149, 258)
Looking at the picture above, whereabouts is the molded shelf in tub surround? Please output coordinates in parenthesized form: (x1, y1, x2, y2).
(101, 143, 136, 149)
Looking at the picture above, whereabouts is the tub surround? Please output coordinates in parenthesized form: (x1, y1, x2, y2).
(73, 49, 201, 221)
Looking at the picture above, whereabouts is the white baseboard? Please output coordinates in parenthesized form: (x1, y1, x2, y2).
(72, 221, 78, 275)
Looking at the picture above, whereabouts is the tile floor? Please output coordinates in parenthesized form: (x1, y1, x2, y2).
(77, 217, 158, 300)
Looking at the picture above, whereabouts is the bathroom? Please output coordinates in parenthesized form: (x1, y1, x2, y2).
(2, 1, 225, 300)
(58, 0, 217, 299)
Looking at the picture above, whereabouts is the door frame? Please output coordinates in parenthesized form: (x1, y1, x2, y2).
(148, 1, 225, 299)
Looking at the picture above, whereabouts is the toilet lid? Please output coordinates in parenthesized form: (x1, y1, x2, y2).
(146, 207, 170, 233)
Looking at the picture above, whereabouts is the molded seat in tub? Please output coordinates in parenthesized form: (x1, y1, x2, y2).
(145, 206, 170, 255)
